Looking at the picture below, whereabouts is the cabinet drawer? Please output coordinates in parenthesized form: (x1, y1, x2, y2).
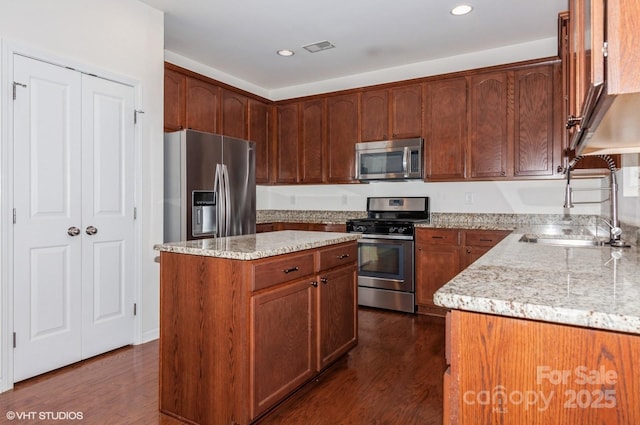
(464, 230, 509, 247)
(416, 228, 460, 245)
(252, 252, 315, 291)
(318, 242, 357, 272)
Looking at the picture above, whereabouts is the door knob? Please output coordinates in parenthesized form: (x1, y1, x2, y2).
(85, 225, 98, 235)
(67, 226, 81, 236)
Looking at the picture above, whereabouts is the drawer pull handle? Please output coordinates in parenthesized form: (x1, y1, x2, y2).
(432, 236, 444, 239)
(337, 254, 350, 259)
(479, 239, 493, 242)
(283, 266, 299, 274)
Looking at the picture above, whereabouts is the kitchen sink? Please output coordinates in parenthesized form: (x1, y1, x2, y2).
(518, 234, 606, 247)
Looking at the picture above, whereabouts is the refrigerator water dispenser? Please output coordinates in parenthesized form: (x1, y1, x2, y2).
(192, 190, 216, 237)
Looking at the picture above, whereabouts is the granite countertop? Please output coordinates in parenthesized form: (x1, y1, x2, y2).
(154, 230, 359, 260)
(434, 232, 640, 335)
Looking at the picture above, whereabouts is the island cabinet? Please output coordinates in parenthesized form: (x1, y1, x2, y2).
(444, 310, 640, 424)
(415, 228, 509, 316)
(159, 241, 357, 425)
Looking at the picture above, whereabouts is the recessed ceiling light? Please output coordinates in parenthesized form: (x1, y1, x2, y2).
(277, 49, 294, 57)
(450, 4, 473, 16)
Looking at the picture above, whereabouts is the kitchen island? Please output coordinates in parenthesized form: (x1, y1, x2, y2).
(155, 231, 359, 425)
(434, 232, 640, 424)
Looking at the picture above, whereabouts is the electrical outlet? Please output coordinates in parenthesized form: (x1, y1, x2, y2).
(464, 192, 474, 205)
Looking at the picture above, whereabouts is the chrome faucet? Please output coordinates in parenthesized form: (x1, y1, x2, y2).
(564, 155, 630, 247)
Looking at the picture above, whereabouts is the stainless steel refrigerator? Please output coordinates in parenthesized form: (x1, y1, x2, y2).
(163, 129, 256, 242)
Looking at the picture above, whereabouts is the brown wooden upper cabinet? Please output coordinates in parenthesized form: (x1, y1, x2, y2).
(565, 0, 640, 155)
(275, 103, 300, 183)
(424, 78, 467, 180)
(221, 89, 248, 139)
(468, 71, 510, 178)
(425, 63, 562, 181)
(326, 94, 359, 183)
(390, 84, 423, 139)
(300, 99, 325, 183)
(163, 63, 272, 183)
(164, 68, 186, 131)
(513, 64, 559, 177)
(248, 99, 271, 184)
(360, 84, 422, 142)
(185, 77, 220, 134)
(360, 89, 388, 141)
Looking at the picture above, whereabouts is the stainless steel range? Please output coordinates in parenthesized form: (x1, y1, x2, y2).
(346, 197, 430, 313)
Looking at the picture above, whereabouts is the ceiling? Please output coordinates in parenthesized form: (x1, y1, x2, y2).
(139, 0, 568, 92)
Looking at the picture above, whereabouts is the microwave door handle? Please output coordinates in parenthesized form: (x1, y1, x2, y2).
(403, 147, 409, 178)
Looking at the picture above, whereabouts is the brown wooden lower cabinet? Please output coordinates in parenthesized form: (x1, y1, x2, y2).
(415, 228, 510, 316)
(159, 242, 357, 425)
(444, 310, 640, 424)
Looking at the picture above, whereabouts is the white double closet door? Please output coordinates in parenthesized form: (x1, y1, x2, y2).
(12, 54, 135, 382)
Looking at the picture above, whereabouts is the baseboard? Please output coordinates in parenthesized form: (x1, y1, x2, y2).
(141, 328, 159, 344)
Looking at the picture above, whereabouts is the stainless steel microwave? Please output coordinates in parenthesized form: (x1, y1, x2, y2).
(354, 138, 423, 181)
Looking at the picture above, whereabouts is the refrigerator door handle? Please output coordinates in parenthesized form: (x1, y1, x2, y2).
(222, 164, 231, 237)
(213, 164, 223, 237)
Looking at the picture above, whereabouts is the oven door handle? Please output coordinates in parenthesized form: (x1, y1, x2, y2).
(358, 233, 413, 241)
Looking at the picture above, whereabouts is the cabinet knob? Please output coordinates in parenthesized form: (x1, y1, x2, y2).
(310, 281, 318, 287)
(320, 277, 328, 284)
(466, 249, 472, 254)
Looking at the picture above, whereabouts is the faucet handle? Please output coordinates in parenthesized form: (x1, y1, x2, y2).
(600, 218, 622, 236)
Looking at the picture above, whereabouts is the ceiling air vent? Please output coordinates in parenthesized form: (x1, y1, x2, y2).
(302, 40, 335, 53)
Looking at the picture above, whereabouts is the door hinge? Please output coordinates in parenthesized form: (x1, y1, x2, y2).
(13, 82, 27, 100)
(603, 41, 609, 58)
(134, 109, 144, 124)
(133, 303, 137, 316)
(13, 332, 16, 348)
(12, 208, 16, 224)
(133, 207, 137, 220)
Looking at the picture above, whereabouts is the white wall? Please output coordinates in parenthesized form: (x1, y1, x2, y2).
(618, 154, 640, 226)
(257, 178, 605, 215)
(0, 0, 164, 390)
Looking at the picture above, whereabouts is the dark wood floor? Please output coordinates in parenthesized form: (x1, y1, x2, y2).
(1, 308, 445, 425)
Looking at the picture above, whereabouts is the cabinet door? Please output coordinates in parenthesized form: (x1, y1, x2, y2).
(222, 89, 248, 139)
(424, 78, 467, 180)
(251, 278, 317, 418)
(360, 89, 389, 141)
(461, 230, 510, 268)
(415, 243, 461, 311)
(415, 229, 461, 314)
(390, 84, 422, 138)
(185, 77, 220, 133)
(164, 68, 186, 131)
(248, 99, 271, 184)
(318, 264, 357, 370)
(469, 72, 510, 178)
(326, 94, 359, 183)
(300, 99, 325, 183)
(513, 65, 557, 177)
(275, 103, 299, 183)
